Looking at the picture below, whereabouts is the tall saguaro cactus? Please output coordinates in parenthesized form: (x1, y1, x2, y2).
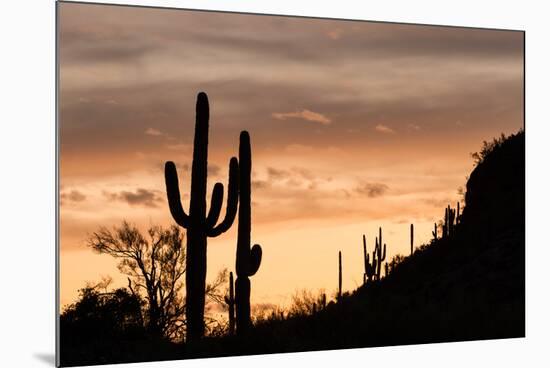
(224, 272, 235, 336)
(235, 131, 262, 335)
(164, 92, 239, 342)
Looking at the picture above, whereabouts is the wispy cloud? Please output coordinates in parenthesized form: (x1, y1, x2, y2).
(145, 127, 163, 136)
(354, 182, 389, 198)
(272, 109, 331, 125)
(104, 188, 163, 208)
(408, 124, 421, 131)
(60, 190, 87, 206)
(375, 124, 396, 134)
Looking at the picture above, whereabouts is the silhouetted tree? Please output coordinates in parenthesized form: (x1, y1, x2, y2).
(87, 222, 186, 340)
(164, 92, 239, 342)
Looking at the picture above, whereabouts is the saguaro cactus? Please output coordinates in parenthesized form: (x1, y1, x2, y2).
(363, 234, 376, 284)
(432, 222, 438, 241)
(443, 207, 448, 238)
(164, 92, 239, 342)
(410, 224, 414, 255)
(224, 271, 235, 336)
(235, 131, 262, 335)
(375, 227, 386, 280)
(456, 202, 461, 224)
(338, 251, 342, 300)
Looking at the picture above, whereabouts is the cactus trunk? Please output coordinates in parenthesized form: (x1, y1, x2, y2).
(410, 223, 414, 255)
(164, 92, 239, 343)
(235, 131, 262, 335)
(338, 251, 342, 300)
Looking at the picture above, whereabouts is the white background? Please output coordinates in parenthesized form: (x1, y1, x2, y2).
(0, 0, 548, 367)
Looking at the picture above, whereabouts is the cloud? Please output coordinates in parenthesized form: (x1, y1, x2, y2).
(375, 124, 396, 134)
(272, 109, 331, 125)
(104, 188, 162, 208)
(208, 164, 221, 177)
(145, 127, 163, 136)
(284, 144, 314, 154)
(165, 142, 192, 151)
(252, 180, 270, 190)
(355, 182, 389, 198)
(60, 190, 87, 205)
(267, 167, 290, 181)
(408, 124, 421, 131)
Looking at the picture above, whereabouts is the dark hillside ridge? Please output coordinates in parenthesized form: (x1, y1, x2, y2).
(193, 131, 525, 357)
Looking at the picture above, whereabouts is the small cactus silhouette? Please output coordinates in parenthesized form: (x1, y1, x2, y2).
(363, 234, 376, 283)
(224, 271, 235, 336)
(448, 205, 456, 236)
(235, 131, 262, 335)
(338, 251, 342, 300)
(432, 222, 438, 241)
(410, 223, 414, 255)
(375, 227, 386, 280)
(384, 262, 389, 278)
(164, 92, 239, 342)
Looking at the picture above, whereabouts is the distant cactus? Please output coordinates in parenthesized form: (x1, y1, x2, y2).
(432, 222, 438, 241)
(164, 92, 239, 342)
(448, 205, 456, 236)
(235, 131, 262, 336)
(321, 293, 326, 308)
(410, 224, 414, 255)
(224, 272, 235, 336)
(363, 234, 376, 284)
(384, 262, 389, 278)
(443, 207, 448, 238)
(338, 251, 342, 301)
(457, 201, 461, 224)
(375, 227, 386, 280)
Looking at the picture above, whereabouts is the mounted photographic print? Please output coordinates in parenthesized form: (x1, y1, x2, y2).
(57, 1, 525, 366)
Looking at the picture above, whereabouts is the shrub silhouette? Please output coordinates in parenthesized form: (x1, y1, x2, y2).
(235, 131, 263, 335)
(164, 92, 239, 342)
(61, 286, 145, 342)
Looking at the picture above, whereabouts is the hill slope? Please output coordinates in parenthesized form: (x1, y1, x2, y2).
(197, 130, 525, 357)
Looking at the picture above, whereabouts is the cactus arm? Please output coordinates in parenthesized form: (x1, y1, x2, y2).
(248, 244, 262, 276)
(208, 157, 239, 237)
(206, 182, 224, 229)
(164, 161, 190, 228)
(382, 243, 386, 261)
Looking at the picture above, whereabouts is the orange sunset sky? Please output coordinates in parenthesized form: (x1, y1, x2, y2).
(58, 2, 524, 309)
